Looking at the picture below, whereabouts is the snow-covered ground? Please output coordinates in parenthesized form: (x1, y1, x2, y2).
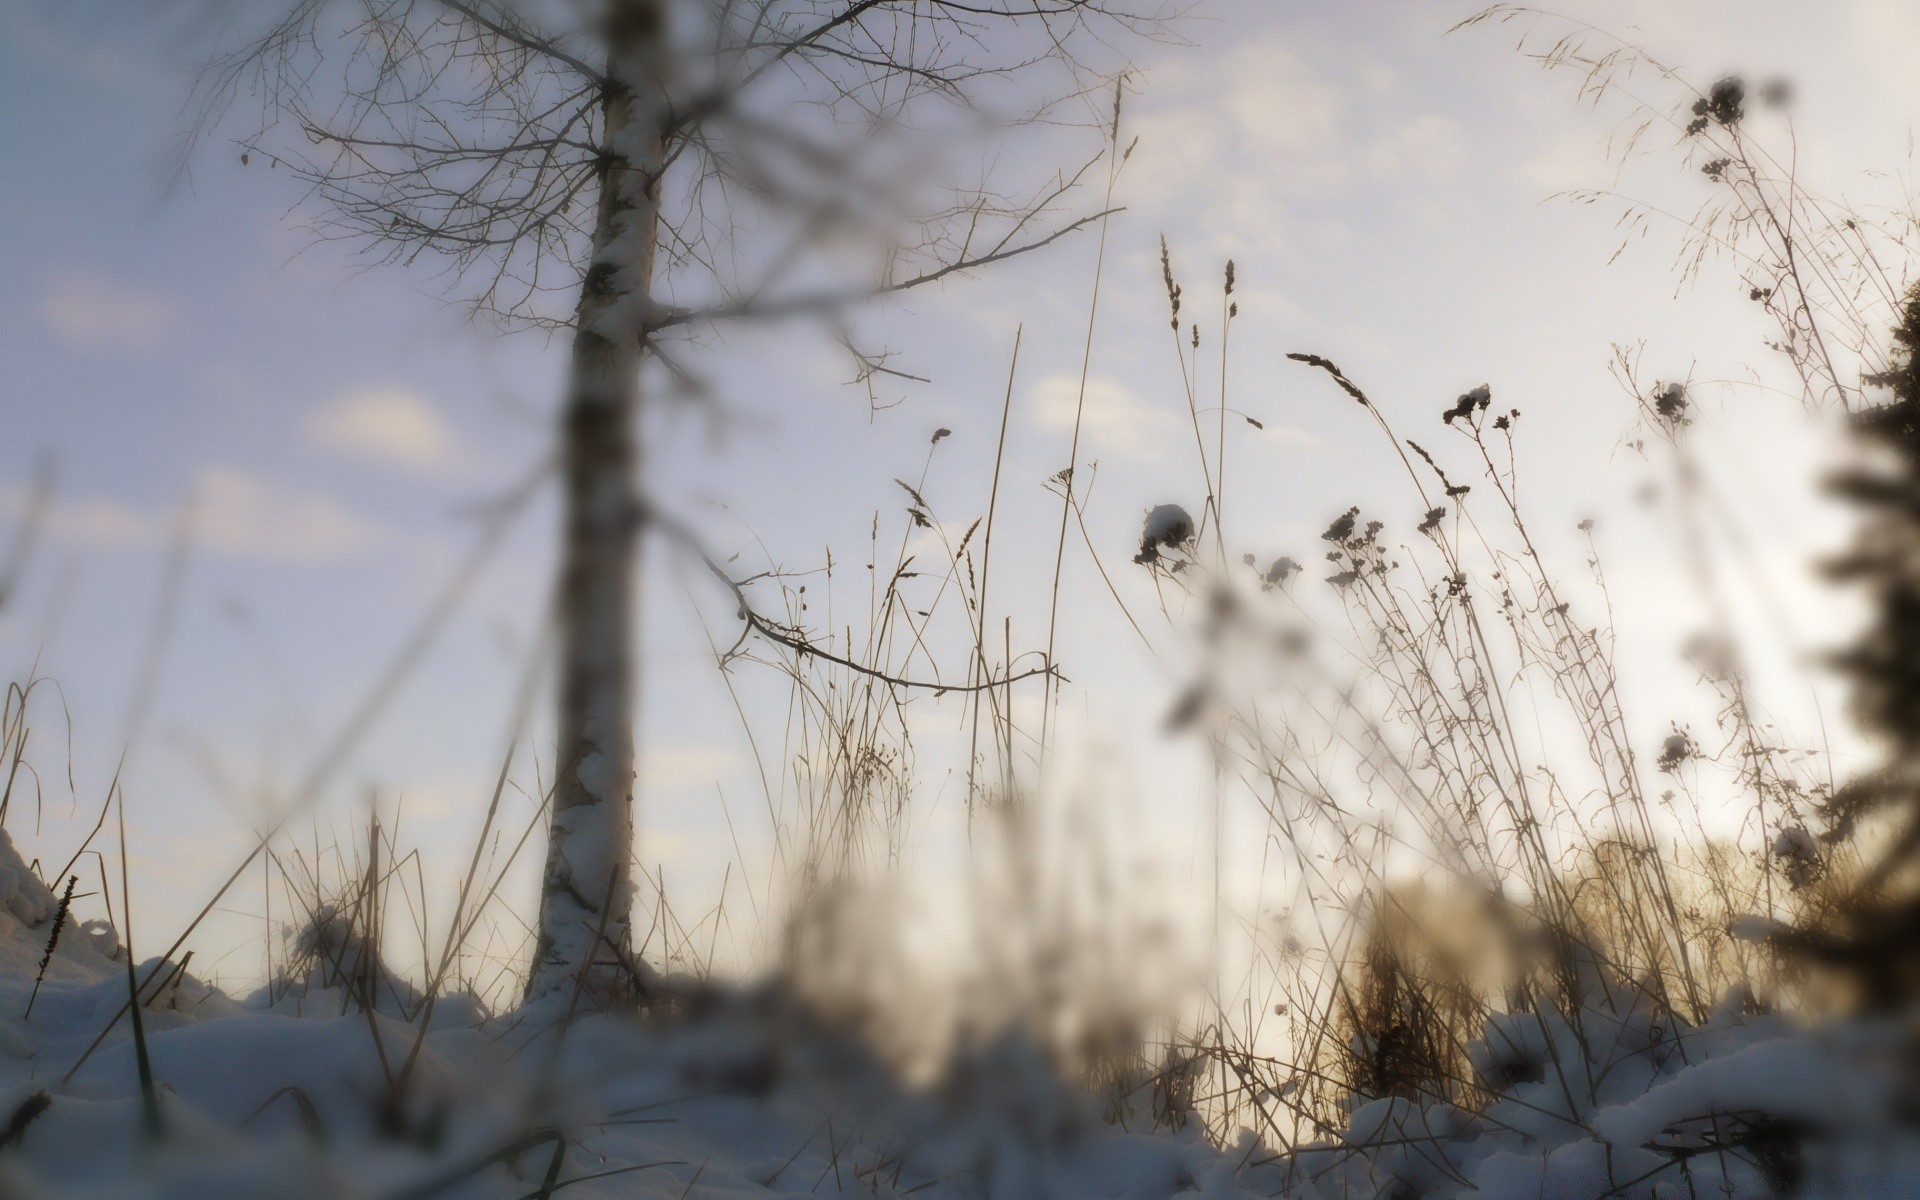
(4, 827, 1918, 1198)
(0, 829, 1264, 1200)
(1288, 964, 1920, 1197)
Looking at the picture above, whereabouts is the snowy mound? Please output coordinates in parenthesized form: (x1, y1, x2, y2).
(1280, 959, 1920, 1197)
(4, 816, 1918, 1199)
(0, 832, 1262, 1199)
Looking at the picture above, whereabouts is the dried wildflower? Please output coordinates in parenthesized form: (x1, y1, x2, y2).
(1134, 502, 1194, 564)
(1687, 77, 1744, 135)
(1265, 556, 1300, 587)
(931, 427, 951, 443)
(1758, 79, 1791, 109)
(1701, 157, 1731, 182)
(1654, 381, 1690, 424)
(1773, 826, 1817, 861)
(1657, 731, 1694, 773)
(1443, 384, 1492, 425)
(1417, 506, 1447, 535)
(1321, 507, 1360, 543)
(1772, 825, 1822, 889)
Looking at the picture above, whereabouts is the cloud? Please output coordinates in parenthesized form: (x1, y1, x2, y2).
(1120, 33, 1470, 263)
(0, 9, 173, 101)
(0, 468, 381, 565)
(305, 387, 456, 472)
(0, 482, 146, 547)
(1026, 373, 1177, 457)
(1126, 39, 1349, 226)
(1515, 132, 1609, 195)
(193, 467, 384, 563)
(1366, 114, 1466, 182)
(38, 269, 180, 354)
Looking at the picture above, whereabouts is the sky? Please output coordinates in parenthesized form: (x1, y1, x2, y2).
(2, 0, 1917, 999)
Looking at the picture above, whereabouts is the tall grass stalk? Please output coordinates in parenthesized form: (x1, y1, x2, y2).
(1042, 84, 1133, 762)
(116, 793, 161, 1142)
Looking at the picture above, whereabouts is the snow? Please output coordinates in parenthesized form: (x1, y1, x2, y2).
(1772, 825, 1818, 862)
(1274, 979, 1920, 1198)
(7, 815, 1920, 1198)
(1586, 1036, 1853, 1148)
(0, 834, 1274, 1199)
(0, 829, 56, 928)
(1141, 504, 1193, 547)
(1136, 504, 1195, 564)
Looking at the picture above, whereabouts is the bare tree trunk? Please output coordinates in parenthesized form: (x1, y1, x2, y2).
(529, 0, 666, 1003)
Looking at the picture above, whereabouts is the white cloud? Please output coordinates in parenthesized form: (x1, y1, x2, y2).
(1126, 39, 1350, 228)
(0, 9, 173, 101)
(1366, 114, 1466, 182)
(0, 468, 380, 565)
(50, 496, 149, 545)
(0, 482, 146, 547)
(1122, 35, 1467, 262)
(1027, 373, 1178, 457)
(305, 387, 456, 472)
(194, 466, 384, 563)
(1515, 132, 1609, 195)
(38, 269, 180, 354)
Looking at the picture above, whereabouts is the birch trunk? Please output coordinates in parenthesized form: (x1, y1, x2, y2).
(529, 0, 667, 1003)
